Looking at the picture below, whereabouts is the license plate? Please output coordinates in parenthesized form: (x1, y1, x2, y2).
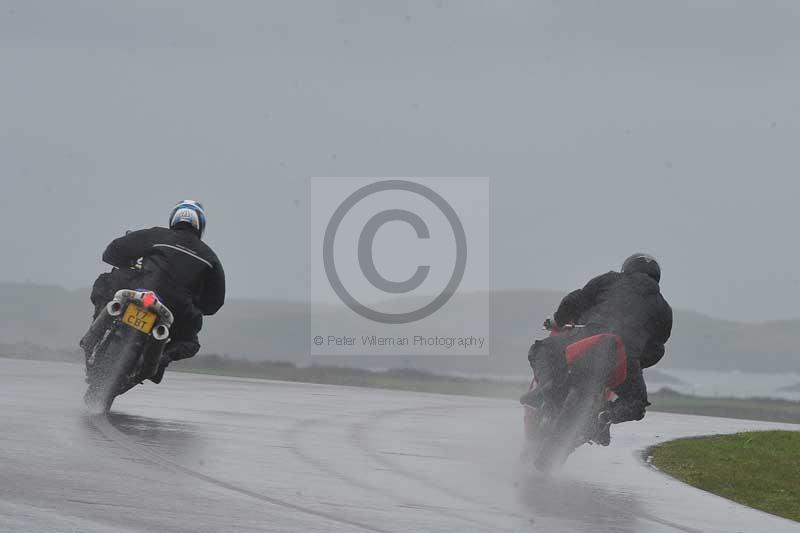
(122, 303, 157, 334)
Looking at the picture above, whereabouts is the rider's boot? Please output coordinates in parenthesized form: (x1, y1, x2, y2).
(593, 423, 611, 446)
(592, 411, 612, 446)
(148, 358, 169, 384)
(520, 376, 569, 408)
(519, 387, 545, 408)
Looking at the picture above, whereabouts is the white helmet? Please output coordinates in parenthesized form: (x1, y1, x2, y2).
(169, 200, 206, 238)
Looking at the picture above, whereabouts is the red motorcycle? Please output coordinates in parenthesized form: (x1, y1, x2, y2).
(521, 320, 627, 472)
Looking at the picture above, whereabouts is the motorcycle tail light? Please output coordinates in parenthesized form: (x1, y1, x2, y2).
(142, 292, 156, 308)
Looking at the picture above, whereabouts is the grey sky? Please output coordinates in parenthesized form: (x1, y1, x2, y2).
(1, 1, 799, 321)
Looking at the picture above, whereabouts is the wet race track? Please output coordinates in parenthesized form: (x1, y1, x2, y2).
(1, 358, 798, 533)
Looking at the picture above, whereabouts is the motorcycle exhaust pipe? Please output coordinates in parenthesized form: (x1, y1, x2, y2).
(152, 324, 170, 341)
(107, 300, 124, 317)
(80, 308, 110, 354)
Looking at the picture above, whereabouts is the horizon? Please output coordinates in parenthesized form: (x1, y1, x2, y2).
(0, 278, 787, 325)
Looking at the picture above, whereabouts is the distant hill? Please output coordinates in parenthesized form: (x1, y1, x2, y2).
(645, 369, 687, 385)
(0, 282, 798, 375)
(778, 382, 800, 393)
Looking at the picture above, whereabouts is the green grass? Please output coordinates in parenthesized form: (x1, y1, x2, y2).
(651, 431, 800, 522)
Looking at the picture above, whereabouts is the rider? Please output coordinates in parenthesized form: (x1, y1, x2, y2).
(88, 200, 226, 383)
(521, 253, 672, 445)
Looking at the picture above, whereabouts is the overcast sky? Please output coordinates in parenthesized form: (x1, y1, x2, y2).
(1, 1, 799, 322)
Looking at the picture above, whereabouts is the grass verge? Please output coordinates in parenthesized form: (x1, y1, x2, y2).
(650, 431, 800, 522)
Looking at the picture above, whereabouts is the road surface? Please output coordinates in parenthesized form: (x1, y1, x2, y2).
(1, 358, 797, 532)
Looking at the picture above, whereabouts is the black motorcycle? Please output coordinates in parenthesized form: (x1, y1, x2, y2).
(81, 289, 173, 411)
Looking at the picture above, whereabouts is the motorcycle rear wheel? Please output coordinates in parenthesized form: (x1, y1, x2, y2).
(534, 384, 601, 473)
(84, 327, 140, 412)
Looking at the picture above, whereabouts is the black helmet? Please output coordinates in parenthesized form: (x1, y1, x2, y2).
(621, 253, 661, 282)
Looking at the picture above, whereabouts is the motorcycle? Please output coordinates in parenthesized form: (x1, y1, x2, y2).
(80, 288, 173, 411)
(521, 319, 627, 473)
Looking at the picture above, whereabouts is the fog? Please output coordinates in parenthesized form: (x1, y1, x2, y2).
(3, 5, 800, 532)
(2, 1, 800, 321)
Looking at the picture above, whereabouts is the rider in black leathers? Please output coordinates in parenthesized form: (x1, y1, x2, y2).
(88, 200, 225, 383)
(522, 254, 672, 444)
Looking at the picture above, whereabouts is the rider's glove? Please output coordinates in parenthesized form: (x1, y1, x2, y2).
(542, 317, 559, 331)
